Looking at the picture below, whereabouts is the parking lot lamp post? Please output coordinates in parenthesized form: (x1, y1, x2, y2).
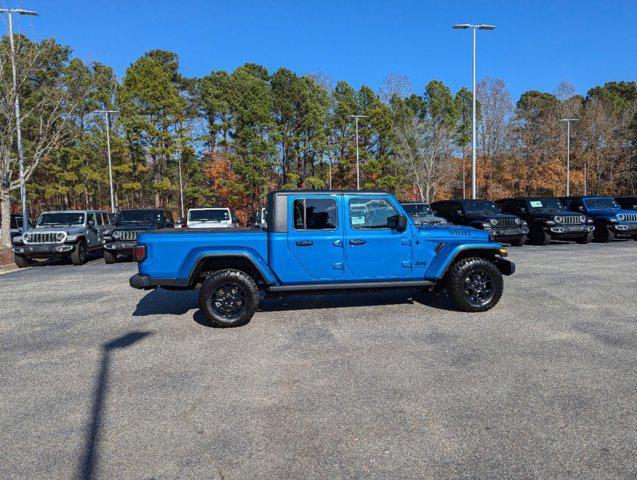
(1, 8, 39, 232)
(348, 114, 368, 190)
(560, 118, 579, 197)
(93, 110, 119, 212)
(452, 23, 495, 199)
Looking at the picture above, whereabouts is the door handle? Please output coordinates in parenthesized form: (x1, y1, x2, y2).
(296, 240, 313, 246)
(349, 239, 366, 246)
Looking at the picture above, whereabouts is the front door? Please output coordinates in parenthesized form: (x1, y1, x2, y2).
(85, 213, 100, 248)
(344, 196, 413, 280)
(286, 195, 345, 281)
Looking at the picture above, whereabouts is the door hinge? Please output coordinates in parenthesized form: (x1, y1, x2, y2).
(401, 260, 412, 268)
(333, 262, 344, 270)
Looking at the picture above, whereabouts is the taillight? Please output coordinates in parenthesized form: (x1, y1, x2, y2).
(134, 244, 147, 262)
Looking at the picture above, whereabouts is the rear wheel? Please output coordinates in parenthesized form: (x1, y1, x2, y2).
(577, 232, 593, 244)
(14, 254, 32, 268)
(103, 249, 118, 264)
(445, 257, 503, 312)
(199, 269, 259, 327)
(593, 225, 614, 243)
(70, 241, 87, 265)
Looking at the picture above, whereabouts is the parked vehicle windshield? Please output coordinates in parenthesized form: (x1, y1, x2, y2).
(528, 199, 564, 211)
(38, 212, 85, 226)
(403, 204, 432, 215)
(189, 209, 230, 222)
(118, 210, 163, 224)
(584, 198, 620, 210)
(463, 201, 501, 214)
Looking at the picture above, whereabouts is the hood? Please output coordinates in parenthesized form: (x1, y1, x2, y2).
(114, 223, 157, 231)
(32, 225, 86, 234)
(585, 208, 629, 218)
(530, 210, 582, 219)
(411, 214, 447, 225)
(417, 225, 491, 242)
(464, 213, 517, 221)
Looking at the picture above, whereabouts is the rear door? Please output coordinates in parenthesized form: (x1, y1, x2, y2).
(286, 194, 344, 281)
(344, 195, 412, 280)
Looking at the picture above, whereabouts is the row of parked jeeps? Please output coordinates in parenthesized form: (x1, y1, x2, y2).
(7, 195, 637, 268)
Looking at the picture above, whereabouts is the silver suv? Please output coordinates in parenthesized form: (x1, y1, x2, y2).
(12, 210, 111, 267)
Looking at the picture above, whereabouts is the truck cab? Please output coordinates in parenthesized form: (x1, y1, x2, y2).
(562, 196, 637, 242)
(131, 191, 515, 327)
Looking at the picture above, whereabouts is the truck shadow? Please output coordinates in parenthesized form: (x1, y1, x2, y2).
(133, 288, 198, 316)
(77, 331, 152, 480)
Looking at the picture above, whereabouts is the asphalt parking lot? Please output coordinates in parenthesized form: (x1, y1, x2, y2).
(1, 242, 636, 479)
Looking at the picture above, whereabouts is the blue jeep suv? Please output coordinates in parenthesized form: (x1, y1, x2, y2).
(561, 196, 637, 242)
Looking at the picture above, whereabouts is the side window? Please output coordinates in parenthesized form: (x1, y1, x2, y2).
(96, 213, 103, 226)
(571, 199, 584, 211)
(350, 198, 397, 229)
(88, 213, 97, 226)
(293, 198, 338, 230)
(102, 213, 110, 225)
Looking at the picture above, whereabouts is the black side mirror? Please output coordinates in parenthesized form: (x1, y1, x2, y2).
(179, 218, 187, 227)
(388, 214, 408, 232)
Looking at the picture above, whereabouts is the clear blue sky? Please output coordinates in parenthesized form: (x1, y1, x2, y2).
(11, 0, 637, 100)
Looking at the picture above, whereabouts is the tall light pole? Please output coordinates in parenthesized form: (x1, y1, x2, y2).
(452, 23, 495, 199)
(348, 114, 367, 190)
(1, 8, 39, 232)
(560, 118, 578, 197)
(93, 110, 119, 212)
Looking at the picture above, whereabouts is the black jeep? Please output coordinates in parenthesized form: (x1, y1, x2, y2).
(431, 199, 528, 246)
(495, 197, 594, 245)
(103, 209, 174, 263)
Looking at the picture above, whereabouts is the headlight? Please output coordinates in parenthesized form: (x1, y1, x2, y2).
(617, 214, 625, 222)
(482, 222, 492, 229)
(56, 232, 65, 241)
(554, 216, 563, 224)
(490, 219, 498, 226)
(514, 218, 521, 225)
(580, 215, 586, 223)
(23, 233, 31, 241)
(113, 231, 121, 239)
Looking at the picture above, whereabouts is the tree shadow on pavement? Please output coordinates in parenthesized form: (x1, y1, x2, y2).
(133, 288, 197, 316)
(77, 331, 152, 480)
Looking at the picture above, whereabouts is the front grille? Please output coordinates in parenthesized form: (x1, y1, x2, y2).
(25, 232, 64, 244)
(114, 229, 144, 241)
(618, 213, 637, 222)
(555, 215, 583, 225)
(496, 217, 517, 228)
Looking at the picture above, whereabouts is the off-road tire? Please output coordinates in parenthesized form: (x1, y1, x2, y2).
(14, 254, 32, 268)
(577, 232, 593, 244)
(199, 269, 259, 327)
(70, 240, 88, 265)
(445, 257, 503, 312)
(532, 227, 551, 245)
(510, 235, 526, 247)
(593, 225, 615, 243)
(103, 249, 118, 264)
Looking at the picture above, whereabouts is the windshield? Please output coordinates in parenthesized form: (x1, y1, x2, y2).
(118, 210, 163, 224)
(584, 198, 620, 210)
(402, 204, 432, 215)
(189, 209, 230, 222)
(528, 199, 564, 211)
(463, 201, 501, 214)
(38, 212, 85, 226)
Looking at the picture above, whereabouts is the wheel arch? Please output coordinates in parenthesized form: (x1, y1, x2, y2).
(188, 253, 274, 288)
(426, 244, 513, 280)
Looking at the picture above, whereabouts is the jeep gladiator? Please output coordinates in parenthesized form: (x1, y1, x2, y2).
(130, 191, 515, 327)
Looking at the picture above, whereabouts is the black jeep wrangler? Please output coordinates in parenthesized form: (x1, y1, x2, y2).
(431, 199, 528, 246)
(103, 209, 174, 263)
(495, 197, 594, 245)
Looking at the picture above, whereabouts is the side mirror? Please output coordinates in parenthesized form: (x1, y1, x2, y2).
(456, 209, 463, 216)
(87, 219, 95, 227)
(179, 218, 187, 227)
(520, 207, 527, 213)
(388, 214, 408, 232)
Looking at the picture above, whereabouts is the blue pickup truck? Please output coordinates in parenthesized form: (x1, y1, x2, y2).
(130, 191, 515, 327)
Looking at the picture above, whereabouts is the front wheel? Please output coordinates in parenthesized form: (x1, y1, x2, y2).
(70, 241, 87, 265)
(14, 254, 32, 268)
(103, 249, 118, 264)
(510, 235, 526, 247)
(577, 232, 593, 244)
(593, 225, 614, 243)
(445, 257, 503, 312)
(532, 227, 551, 245)
(199, 269, 259, 327)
